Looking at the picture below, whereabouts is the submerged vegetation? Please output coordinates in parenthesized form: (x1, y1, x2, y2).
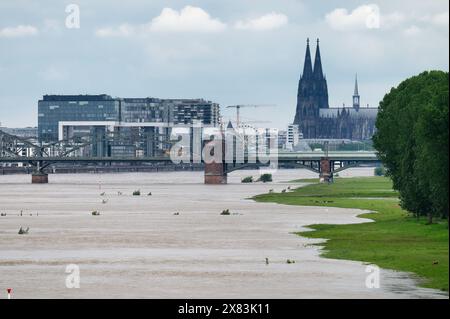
(241, 176, 254, 183)
(257, 173, 273, 183)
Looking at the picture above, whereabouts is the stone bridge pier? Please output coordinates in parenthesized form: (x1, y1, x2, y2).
(32, 161, 49, 184)
(204, 161, 227, 184)
(203, 135, 227, 184)
(32, 172, 49, 184)
(319, 158, 333, 183)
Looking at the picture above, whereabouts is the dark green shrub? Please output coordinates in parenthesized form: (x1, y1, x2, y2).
(241, 176, 253, 183)
(258, 173, 273, 183)
(374, 167, 386, 176)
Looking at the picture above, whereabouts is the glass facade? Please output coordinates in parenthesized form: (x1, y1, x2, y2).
(38, 95, 220, 143)
(120, 98, 169, 123)
(38, 95, 119, 142)
(37, 95, 221, 157)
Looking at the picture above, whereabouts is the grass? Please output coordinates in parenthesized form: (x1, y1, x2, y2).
(253, 177, 449, 292)
(287, 178, 320, 183)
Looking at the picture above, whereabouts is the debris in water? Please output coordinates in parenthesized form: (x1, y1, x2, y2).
(18, 227, 29, 235)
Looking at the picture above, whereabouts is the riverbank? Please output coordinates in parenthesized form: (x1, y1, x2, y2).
(253, 176, 449, 292)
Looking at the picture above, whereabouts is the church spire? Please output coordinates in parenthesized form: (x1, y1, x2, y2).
(354, 73, 359, 95)
(302, 38, 313, 78)
(353, 73, 360, 110)
(313, 38, 323, 79)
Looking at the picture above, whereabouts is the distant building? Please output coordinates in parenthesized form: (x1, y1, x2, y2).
(277, 130, 287, 149)
(293, 39, 378, 140)
(0, 127, 38, 138)
(37, 95, 220, 157)
(286, 124, 300, 151)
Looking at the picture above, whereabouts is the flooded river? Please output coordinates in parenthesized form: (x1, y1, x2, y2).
(0, 168, 446, 298)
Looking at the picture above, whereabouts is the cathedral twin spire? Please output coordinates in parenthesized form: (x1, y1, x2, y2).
(302, 38, 313, 78)
(302, 38, 324, 80)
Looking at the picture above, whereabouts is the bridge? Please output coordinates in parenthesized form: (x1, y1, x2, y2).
(0, 129, 380, 184)
(204, 150, 380, 184)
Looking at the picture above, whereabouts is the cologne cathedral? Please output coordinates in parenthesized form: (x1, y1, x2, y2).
(293, 39, 378, 140)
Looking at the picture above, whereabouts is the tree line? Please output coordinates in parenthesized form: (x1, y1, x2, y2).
(373, 71, 449, 224)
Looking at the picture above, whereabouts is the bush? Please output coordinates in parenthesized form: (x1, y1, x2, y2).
(91, 211, 100, 216)
(221, 209, 231, 215)
(18, 227, 29, 234)
(374, 167, 386, 176)
(133, 190, 141, 196)
(241, 176, 253, 183)
(258, 173, 273, 183)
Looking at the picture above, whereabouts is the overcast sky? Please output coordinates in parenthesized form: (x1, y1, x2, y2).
(0, 0, 448, 129)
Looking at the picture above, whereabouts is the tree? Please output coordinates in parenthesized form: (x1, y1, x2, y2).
(415, 83, 449, 221)
(373, 71, 449, 223)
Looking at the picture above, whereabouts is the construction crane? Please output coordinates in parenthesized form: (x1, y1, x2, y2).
(226, 105, 275, 128)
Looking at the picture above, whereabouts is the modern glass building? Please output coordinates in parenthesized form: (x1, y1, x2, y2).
(38, 95, 119, 142)
(37, 95, 221, 157)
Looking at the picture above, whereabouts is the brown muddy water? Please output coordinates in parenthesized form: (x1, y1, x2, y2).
(0, 168, 447, 298)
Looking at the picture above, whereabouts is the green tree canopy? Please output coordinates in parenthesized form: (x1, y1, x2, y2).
(373, 71, 449, 222)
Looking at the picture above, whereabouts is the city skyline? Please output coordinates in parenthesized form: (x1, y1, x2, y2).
(1, 0, 449, 129)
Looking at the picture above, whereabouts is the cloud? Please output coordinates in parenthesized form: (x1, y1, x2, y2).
(325, 4, 381, 31)
(148, 6, 226, 33)
(234, 13, 288, 31)
(381, 12, 406, 29)
(400, 12, 448, 37)
(0, 25, 38, 38)
(424, 11, 449, 27)
(95, 6, 226, 37)
(404, 25, 422, 36)
(42, 19, 63, 34)
(95, 24, 136, 37)
(326, 4, 449, 33)
(38, 66, 67, 81)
